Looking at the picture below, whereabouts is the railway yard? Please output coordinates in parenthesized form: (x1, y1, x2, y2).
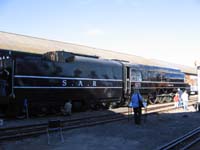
(1, 3, 200, 150)
(0, 32, 199, 150)
(0, 96, 199, 150)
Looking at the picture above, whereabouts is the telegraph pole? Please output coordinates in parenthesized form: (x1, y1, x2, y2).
(195, 60, 200, 110)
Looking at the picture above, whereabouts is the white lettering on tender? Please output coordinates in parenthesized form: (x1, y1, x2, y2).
(62, 80, 67, 86)
(61, 79, 97, 87)
(92, 81, 96, 87)
(78, 80, 83, 87)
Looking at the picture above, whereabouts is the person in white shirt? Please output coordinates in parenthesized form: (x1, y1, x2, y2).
(181, 90, 189, 111)
(61, 100, 72, 116)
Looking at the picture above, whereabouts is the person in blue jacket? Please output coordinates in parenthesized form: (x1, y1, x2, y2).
(129, 90, 143, 124)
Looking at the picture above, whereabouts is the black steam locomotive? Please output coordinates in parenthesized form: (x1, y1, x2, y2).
(0, 49, 189, 116)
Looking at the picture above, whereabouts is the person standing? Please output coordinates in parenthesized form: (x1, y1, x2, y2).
(130, 91, 143, 124)
(181, 90, 189, 111)
(63, 100, 72, 116)
(173, 92, 179, 108)
(177, 88, 183, 107)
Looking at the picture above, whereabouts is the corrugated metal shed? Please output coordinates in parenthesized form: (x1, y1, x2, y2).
(0, 31, 197, 74)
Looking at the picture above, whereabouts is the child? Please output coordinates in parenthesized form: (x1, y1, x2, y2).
(173, 92, 179, 108)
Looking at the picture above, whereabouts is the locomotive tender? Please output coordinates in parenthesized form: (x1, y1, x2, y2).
(0, 49, 189, 116)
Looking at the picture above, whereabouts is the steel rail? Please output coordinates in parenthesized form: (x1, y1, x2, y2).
(0, 100, 197, 141)
(0, 113, 126, 141)
(157, 127, 200, 150)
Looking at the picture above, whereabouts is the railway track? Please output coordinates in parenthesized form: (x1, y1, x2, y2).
(157, 126, 200, 150)
(142, 99, 196, 113)
(0, 99, 197, 141)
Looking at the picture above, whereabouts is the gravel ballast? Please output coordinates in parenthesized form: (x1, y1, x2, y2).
(0, 106, 200, 150)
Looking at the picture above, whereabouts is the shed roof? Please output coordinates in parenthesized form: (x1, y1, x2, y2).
(0, 31, 196, 75)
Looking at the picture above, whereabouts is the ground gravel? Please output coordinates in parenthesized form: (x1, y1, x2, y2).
(0, 106, 200, 150)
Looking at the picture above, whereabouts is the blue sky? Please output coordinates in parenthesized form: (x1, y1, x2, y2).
(0, 0, 200, 67)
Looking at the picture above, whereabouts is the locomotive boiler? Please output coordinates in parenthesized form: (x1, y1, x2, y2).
(123, 64, 190, 104)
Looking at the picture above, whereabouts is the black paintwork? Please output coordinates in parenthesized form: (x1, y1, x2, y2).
(129, 64, 190, 97)
(0, 50, 123, 109)
(0, 49, 192, 114)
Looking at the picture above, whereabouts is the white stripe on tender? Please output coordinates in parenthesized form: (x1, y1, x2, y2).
(14, 75, 122, 82)
(131, 81, 184, 84)
(14, 86, 122, 89)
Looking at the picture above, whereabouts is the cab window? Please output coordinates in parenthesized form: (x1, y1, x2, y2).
(131, 69, 142, 81)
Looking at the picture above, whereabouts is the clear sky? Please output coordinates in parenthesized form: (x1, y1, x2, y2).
(0, 0, 200, 67)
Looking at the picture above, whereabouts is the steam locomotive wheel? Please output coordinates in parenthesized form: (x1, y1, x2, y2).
(159, 97, 165, 103)
(0, 106, 8, 117)
(110, 102, 118, 109)
(12, 104, 25, 119)
(165, 96, 172, 103)
(148, 99, 155, 104)
(0, 111, 5, 117)
(102, 102, 110, 109)
(73, 101, 83, 111)
(37, 106, 47, 117)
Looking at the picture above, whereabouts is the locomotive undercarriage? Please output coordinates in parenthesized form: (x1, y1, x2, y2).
(0, 89, 123, 118)
(144, 88, 175, 104)
(133, 87, 174, 105)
